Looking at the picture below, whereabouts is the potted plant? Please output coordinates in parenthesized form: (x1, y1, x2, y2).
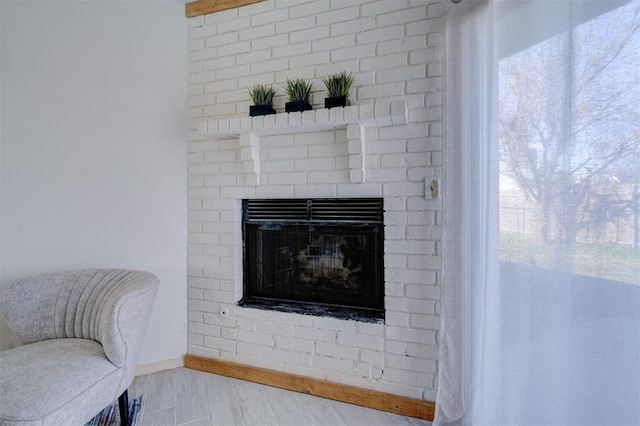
(284, 78, 313, 113)
(322, 71, 355, 109)
(248, 84, 277, 116)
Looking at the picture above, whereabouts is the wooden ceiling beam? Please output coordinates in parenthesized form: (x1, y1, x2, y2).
(186, 0, 266, 18)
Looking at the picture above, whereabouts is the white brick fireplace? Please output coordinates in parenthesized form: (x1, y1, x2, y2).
(187, 0, 443, 401)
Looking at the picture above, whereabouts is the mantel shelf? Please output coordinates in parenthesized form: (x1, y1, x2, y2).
(195, 101, 408, 186)
(197, 101, 407, 139)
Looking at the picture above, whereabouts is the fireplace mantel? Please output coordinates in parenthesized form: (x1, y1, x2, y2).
(196, 101, 408, 185)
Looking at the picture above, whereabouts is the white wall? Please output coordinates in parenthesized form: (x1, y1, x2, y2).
(0, 1, 9, 351)
(0, 0, 189, 365)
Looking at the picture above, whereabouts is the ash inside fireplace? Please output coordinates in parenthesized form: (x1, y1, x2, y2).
(298, 235, 365, 289)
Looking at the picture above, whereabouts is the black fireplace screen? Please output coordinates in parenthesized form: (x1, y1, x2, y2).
(241, 199, 384, 319)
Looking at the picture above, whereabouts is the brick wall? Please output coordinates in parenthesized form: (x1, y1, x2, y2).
(187, 0, 443, 400)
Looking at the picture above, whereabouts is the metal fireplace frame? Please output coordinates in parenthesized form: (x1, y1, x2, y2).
(240, 198, 385, 322)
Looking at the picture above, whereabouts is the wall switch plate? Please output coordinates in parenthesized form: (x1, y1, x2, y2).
(426, 178, 440, 199)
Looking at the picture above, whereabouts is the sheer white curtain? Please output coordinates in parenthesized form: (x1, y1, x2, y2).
(437, 0, 640, 424)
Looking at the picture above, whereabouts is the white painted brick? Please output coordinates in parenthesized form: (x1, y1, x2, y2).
(383, 368, 432, 387)
(427, 1, 444, 18)
(263, 114, 276, 129)
(331, 45, 374, 63)
(316, 341, 359, 359)
(238, 0, 274, 16)
(386, 297, 436, 316)
(330, 17, 375, 37)
(316, 6, 359, 26)
(337, 332, 384, 351)
(189, 322, 221, 337)
(262, 159, 294, 173)
(190, 47, 218, 63)
(383, 182, 424, 197)
(251, 8, 288, 26)
(361, 0, 409, 16)
(366, 169, 407, 183)
(273, 42, 311, 58)
(386, 355, 436, 373)
(190, 38, 205, 52)
(294, 184, 338, 197)
(308, 170, 349, 184)
(276, 16, 315, 34)
(268, 172, 307, 185)
(288, 26, 330, 43)
(360, 349, 384, 366)
(189, 15, 204, 28)
(349, 155, 364, 169)
(430, 121, 443, 136)
(377, 35, 427, 56)
(189, 333, 204, 346)
(336, 183, 382, 197)
(236, 49, 272, 65)
(255, 185, 295, 198)
(275, 336, 314, 353)
(377, 6, 427, 27)
(308, 143, 348, 158)
(203, 103, 237, 117)
(217, 42, 252, 58)
(205, 32, 239, 48)
(238, 329, 275, 347)
(239, 24, 276, 43)
(269, 347, 314, 365)
(409, 313, 440, 330)
(355, 25, 404, 45)
(251, 33, 289, 51)
(289, 52, 330, 69)
(220, 327, 237, 340)
(211, 16, 246, 33)
(386, 327, 437, 345)
(290, 0, 330, 18)
(204, 7, 237, 25)
(427, 62, 443, 78)
(268, 145, 307, 159)
(312, 356, 355, 375)
(312, 34, 354, 52)
(294, 157, 335, 171)
(236, 341, 273, 359)
(204, 175, 237, 186)
(256, 322, 295, 338)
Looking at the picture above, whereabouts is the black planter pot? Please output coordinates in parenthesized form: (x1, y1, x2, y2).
(324, 96, 350, 109)
(285, 101, 313, 113)
(250, 105, 276, 117)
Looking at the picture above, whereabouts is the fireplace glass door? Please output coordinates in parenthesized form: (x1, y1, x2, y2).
(241, 199, 384, 320)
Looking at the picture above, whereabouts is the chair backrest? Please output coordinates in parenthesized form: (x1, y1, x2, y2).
(0, 269, 159, 372)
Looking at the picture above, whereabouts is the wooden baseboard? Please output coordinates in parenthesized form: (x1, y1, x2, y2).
(185, 354, 435, 421)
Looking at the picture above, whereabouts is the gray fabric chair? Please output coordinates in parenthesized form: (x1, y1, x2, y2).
(0, 269, 159, 426)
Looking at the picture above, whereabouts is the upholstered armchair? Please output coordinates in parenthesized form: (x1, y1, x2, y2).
(0, 269, 159, 425)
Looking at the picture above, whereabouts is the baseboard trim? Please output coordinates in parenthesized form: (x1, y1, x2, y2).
(185, 354, 435, 421)
(136, 356, 184, 376)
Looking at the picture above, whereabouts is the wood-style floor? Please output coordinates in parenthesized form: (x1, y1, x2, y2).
(129, 367, 433, 426)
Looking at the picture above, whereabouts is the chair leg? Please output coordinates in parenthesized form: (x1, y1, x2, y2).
(118, 390, 130, 426)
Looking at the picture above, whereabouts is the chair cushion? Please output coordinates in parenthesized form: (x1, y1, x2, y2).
(0, 339, 123, 425)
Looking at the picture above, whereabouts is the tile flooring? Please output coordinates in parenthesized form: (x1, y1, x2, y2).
(128, 367, 432, 426)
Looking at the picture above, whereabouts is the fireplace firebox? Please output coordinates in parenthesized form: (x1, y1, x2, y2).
(240, 198, 384, 321)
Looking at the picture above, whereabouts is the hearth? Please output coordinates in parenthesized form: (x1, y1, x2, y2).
(241, 198, 384, 321)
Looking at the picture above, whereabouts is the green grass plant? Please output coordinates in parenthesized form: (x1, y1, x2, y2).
(321, 71, 355, 97)
(248, 84, 276, 106)
(285, 78, 313, 103)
